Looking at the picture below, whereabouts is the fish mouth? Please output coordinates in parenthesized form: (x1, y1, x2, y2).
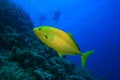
(33, 28, 37, 32)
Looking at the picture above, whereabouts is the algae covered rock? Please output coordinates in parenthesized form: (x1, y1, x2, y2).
(0, 0, 96, 80)
(0, 0, 35, 50)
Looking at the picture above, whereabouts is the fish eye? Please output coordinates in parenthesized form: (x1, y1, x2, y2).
(39, 28, 41, 31)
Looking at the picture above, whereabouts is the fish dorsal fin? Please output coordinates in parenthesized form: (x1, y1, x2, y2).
(67, 33, 81, 51)
(67, 33, 73, 37)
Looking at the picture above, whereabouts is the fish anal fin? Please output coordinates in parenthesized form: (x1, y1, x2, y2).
(58, 52, 63, 58)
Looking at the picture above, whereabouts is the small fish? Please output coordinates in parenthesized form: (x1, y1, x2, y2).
(33, 26, 95, 69)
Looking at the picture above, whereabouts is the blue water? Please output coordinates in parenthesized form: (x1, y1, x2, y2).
(11, 0, 120, 80)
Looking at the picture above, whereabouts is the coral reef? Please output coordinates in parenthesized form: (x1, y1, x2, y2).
(0, 0, 96, 80)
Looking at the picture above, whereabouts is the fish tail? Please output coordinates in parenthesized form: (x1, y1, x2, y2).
(81, 50, 95, 69)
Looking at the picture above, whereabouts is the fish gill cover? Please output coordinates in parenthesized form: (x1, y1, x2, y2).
(0, 0, 96, 80)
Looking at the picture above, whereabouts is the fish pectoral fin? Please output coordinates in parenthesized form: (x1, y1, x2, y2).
(58, 52, 63, 58)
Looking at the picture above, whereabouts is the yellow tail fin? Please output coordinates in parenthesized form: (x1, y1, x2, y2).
(81, 50, 95, 69)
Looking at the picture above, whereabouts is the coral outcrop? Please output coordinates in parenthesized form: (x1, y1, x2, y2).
(0, 0, 95, 80)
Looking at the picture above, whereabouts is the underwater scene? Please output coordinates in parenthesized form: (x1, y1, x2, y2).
(0, 0, 119, 80)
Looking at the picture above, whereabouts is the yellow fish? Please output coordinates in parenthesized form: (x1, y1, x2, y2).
(33, 26, 95, 69)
